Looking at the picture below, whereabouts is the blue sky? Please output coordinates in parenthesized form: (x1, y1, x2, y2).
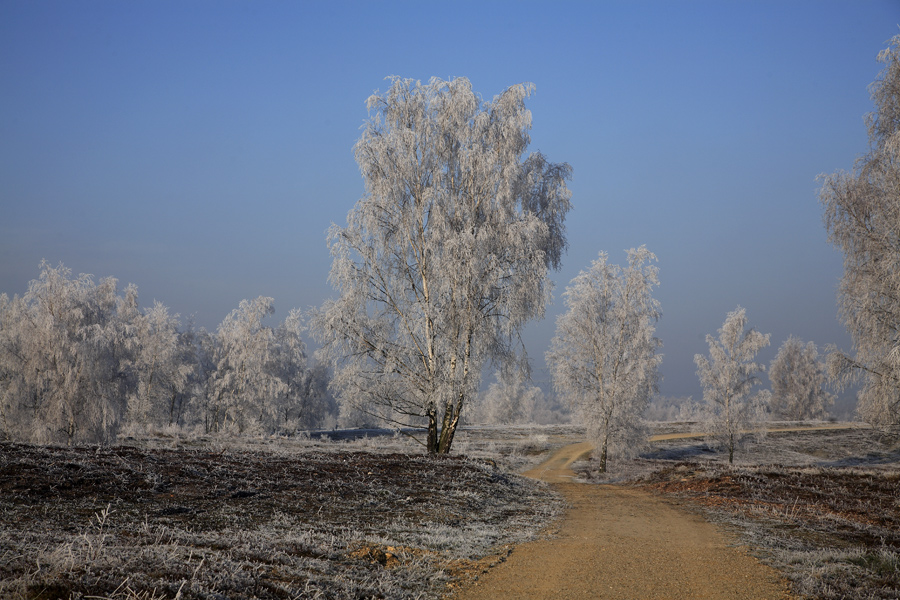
(2, 1, 898, 404)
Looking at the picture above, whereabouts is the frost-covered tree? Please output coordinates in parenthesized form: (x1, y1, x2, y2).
(0, 262, 138, 444)
(164, 320, 207, 427)
(0, 292, 32, 440)
(694, 307, 771, 463)
(269, 309, 336, 430)
(313, 76, 572, 454)
(768, 337, 834, 420)
(204, 298, 327, 434)
(0, 264, 335, 441)
(473, 369, 542, 425)
(644, 396, 705, 422)
(192, 326, 221, 433)
(208, 297, 284, 433)
(546, 247, 662, 472)
(127, 302, 193, 429)
(820, 34, 900, 435)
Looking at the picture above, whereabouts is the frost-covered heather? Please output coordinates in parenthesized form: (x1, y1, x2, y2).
(633, 425, 900, 600)
(0, 434, 564, 600)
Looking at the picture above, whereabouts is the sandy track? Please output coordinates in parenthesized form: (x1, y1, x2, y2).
(451, 443, 796, 600)
(648, 422, 857, 442)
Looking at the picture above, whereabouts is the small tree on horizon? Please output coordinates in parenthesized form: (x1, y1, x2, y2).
(695, 306, 770, 464)
(769, 336, 834, 421)
(472, 369, 543, 425)
(547, 246, 662, 472)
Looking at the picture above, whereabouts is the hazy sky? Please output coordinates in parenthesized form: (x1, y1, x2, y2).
(2, 1, 898, 404)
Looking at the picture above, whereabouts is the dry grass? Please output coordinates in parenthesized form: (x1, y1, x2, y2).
(0, 431, 564, 600)
(6, 423, 896, 599)
(624, 425, 900, 600)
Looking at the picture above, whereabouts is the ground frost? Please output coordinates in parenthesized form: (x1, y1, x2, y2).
(0, 438, 564, 599)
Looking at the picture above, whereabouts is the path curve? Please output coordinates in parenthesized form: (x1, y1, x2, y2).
(451, 442, 796, 599)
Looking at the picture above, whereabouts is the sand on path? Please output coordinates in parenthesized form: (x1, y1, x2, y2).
(451, 442, 796, 599)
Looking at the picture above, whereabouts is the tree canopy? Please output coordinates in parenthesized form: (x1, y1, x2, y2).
(769, 337, 833, 421)
(820, 34, 900, 435)
(0, 262, 332, 444)
(313, 76, 572, 454)
(547, 247, 661, 472)
(695, 307, 770, 463)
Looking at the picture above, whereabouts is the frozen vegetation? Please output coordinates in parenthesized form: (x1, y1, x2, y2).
(1, 423, 897, 599)
(2, 28, 900, 600)
(0, 263, 338, 446)
(547, 246, 661, 472)
(821, 33, 900, 437)
(0, 427, 568, 600)
(312, 76, 572, 454)
(633, 425, 900, 600)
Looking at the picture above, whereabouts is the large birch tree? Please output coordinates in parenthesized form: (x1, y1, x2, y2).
(546, 247, 662, 472)
(820, 34, 900, 435)
(313, 76, 572, 454)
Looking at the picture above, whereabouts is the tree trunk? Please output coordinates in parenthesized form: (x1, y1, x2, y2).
(426, 400, 461, 454)
(426, 409, 439, 454)
(598, 440, 608, 473)
(168, 391, 178, 426)
(728, 431, 735, 464)
(598, 435, 609, 472)
(437, 400, 461, 454)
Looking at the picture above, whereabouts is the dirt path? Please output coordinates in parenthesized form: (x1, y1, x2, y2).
(649, 422, 857, 442)
(451, 443, 795, 600)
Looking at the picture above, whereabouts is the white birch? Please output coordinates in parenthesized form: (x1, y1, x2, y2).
(0, 265, 334, 440)
(694, 307, 770, 463)
(0, 262, 136, 444)
(820, 34, 900, 435)
(126, 301, 193, 429)
(209, 297, 284, 434)
(546, 247, 662, 472)
(313, 76, 572, 454)
(473, 369, 542, 425)
(205, 298, 326, 434)
(769, 337, 834, 420)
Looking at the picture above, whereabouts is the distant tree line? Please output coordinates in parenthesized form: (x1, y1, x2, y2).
(0, 262, 336, 445)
